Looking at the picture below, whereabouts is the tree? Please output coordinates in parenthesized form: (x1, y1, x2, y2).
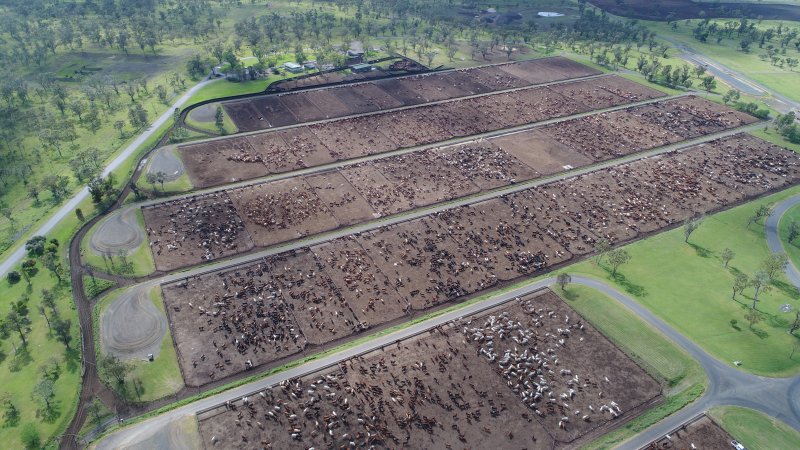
(27, 186, 41, 206)
(747, 204, 771, 228)
(763, 253, 789, 280)
(606, 249, 631, 276)
(3, 399, 20, 428)
(745, 308, 761, 330)
(556, 273, 572, 290)
(732, 272, 748, 299)
(31, 378, 55, 412)
(693, 64, 706, 78)
(790, 311, 800, 335)
(41, 289, 58, 318)
(721, 248, 735, 267)
(723, 89, 741, 105)
(215, 105, 225, 134)
(41, 175, 70, 203)
(751, 270, 771, 309)
(20, 423, 40, 450)
(25, 236, 47, 258)
(701, 75, 717, 93)
(594, 238, 611, 263)
(41, 252, 64, 284)
(37, 304, 52, 331)
(75, 208, 85, 222)
(99, 354, 132, 385)
(6, 271, 21, 285)
(5, 308, 31, 346)
(683, 215, 703, 243)
(114, 120, 126, 138)
(789, 221, 800, 244)
(52, 318, 72, 350)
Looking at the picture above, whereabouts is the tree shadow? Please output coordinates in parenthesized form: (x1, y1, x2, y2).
(36, 401, 62, 424)
(561, 288, 578, 301)
(771, 279, 800, 301)
(64, 348, 81, 373)
(689, 243, 712, 258)
(606, 270, 648, 298)
(8, 347, 33, 372)
(751, 327, 769, 339)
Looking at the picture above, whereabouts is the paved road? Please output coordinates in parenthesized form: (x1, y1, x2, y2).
(766, 195, 800, 287)
(93, 274, 800, 449)
(0, 77, 218, 278)
(661, 35, 800, 115)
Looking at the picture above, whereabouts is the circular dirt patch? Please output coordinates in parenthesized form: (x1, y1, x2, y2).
(188, 103, 217, 123)
(89, 206, 145, 257)
(101, 286, 167, 360)
(147, 146, 185, 182)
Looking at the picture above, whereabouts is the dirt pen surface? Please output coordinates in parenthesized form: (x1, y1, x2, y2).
(143, 192, 254, 272)
(223, 57, 602, 132)
(644, 415, 735, 450)
(156, 133, 800, 386)
(182, 74, 667, 190)
(148, 96, 759, 271)
(196, 289, 661, 449)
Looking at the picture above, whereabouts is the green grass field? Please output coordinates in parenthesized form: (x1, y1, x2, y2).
(94, 286, 183, 403)
(568, 184, 800, 377)
(184, 102, 237, 135)
(555, 285, 707, 449)
(710, 406, 800, 448)
(0, 272, 81, 449)
(779, 202, 800, 272)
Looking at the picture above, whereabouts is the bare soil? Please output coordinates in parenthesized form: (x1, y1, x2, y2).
(433, 141, 541, 189)
(196, 289, 661, 449)
(491, 129, 594, 175)
(227, 178, 341, 248)
(156, 134, 800, 385)
(143, 192, 255, 271)
(249, 96, 299, 128)
(309, 118, 400, 159)
(278, 92, 327, 122)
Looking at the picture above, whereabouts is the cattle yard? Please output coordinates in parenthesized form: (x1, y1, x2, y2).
(195, 289, 661, 449)
(145, 93, 757, 271)
(221, 57, 601, 132)
(644, 415, 735, 450)
(181, 73, 671, 189)
(158, 132, 800, 386)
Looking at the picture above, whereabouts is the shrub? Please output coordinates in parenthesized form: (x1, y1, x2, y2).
(7, 271, 21, 285)
(20, 423, 40, 449)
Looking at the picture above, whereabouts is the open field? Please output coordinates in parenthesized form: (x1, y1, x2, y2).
(196, 288, 660, 449)
(709, 406, 800, 449)
(146, 132, 800, 387)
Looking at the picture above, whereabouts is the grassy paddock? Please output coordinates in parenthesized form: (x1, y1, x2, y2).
(80, 208, 155, 278)
(710, 406, 800, 448)
(568, 184, 800, 377)
(93, 286, 183, 403)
